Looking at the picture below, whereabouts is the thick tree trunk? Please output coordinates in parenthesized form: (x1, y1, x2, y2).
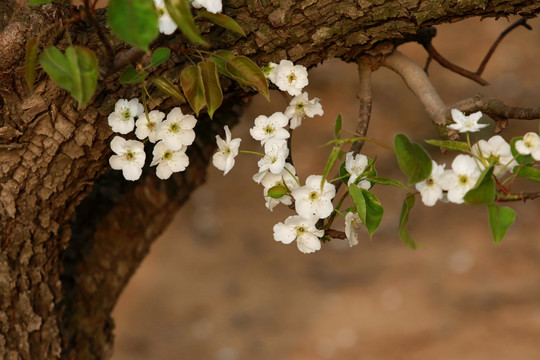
(0, 0, 538, 359)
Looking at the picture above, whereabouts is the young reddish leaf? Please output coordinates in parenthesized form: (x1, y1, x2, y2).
(107, 0, 159, 51)
(25, 38, 39, 94)
(208, 50, 235, 77)
(198, 61, 223, 119)
(165, 0, 208, 46)
(180, 65, 206, 116)
(153, 76, 186, 104)
(198, 10, 246, 37)
(226, 56, 269, 100)
(119, 65, 148, 84)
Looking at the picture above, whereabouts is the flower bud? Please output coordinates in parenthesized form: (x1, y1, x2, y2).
(267, 185, 288, 199)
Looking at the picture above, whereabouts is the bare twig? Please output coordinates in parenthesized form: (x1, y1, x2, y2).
(326, 229, 346, 240)
(350, 58, 372, 155)
(451, 94, 540, 121)
(382, 50, 447, 126)
(477, 17, 531, 75)
(83, 0, 115, 64)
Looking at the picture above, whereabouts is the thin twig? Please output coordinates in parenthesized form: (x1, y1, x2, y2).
(496, 192, 540, 202)
(451, 94, 540, 121)
(326, 229, 346, 240)
(350, 58, 372, 154)
(83, 0, 115, 64)
(477, 17, 531, 75)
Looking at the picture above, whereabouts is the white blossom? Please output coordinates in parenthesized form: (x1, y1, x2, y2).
(439, 155, 481, 204)
(447, 109, 488, 133)
(249, 112, 290, 145)
(135, 110, 165, 143)
(273, 215, 324, 254)
(415, 160, 446, 206)
(264, 62, 279, 84)
(150, 141, 189, 179)
(344, 212, 362, 247)
(153, 0, 177, 35)
(108, 98, 144, 134)
(212, 125, 241, 175)
(291, 175, 336, 219)
(156, 107, 197, 151)
(254, 138, 289, 179)
(191, 0, 222, 13)
(272, 60, 309, 96)
(345, 152, 371, 188)
(260, 163, 299, 211)
(284, 92, 324, 129)
(515, 132, 540, 160)
(109, 136, 146, 181)
(472, 135, 518, 176)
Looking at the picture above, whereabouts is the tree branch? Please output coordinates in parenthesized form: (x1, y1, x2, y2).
(452, 94, 540, 121)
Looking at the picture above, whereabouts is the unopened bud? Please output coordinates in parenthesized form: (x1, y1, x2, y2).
(267, 185, 288, 199)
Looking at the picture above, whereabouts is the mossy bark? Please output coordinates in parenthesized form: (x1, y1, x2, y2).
(0, 0, 538, 359)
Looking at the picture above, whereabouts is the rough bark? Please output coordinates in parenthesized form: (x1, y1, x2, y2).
(0, 0, 538, 359)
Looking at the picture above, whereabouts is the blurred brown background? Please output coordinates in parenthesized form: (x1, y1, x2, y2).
(112, 17, 540, 360)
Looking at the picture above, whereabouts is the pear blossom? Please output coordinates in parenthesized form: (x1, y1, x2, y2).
(272, 60, 309, 96)
(191, 0, 222, 13)
(108, 98, 144, 134)
(344, 212, 362, 247)
(254, 138, 289, 179)
(472, 135, 518, 176)
(263, 62, 278, 84)
(273, 215, 324, 254)
(515, 132, 540, 160)
(260, 163, 299, 211)
(135, 110, 165, 143)
(415, 160, 446, 206)
(345, 152, 371, 188)
(284, 92, 324, 129)
(249, 112, 290, 145)
(150, 141, 189, 179)
(291, 175, 336, 219)
(439, 155, 481, 204)
(153, 0, 177, 35)
(447, 109, 488, 133)
(109, 136, 146, 181)
(156, 107, 197, 151)
(212, 125, 241, 175)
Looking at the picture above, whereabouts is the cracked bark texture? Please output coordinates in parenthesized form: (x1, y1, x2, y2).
(0, 0, 538, 359)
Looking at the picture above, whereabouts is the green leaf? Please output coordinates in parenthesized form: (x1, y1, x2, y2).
(515, 166, 540, 183)
(198, 10, 246, 37)
(394, 133, 432, 184)
(165, 0, 208, 46)
(349, 184, 367, 225)
(399, 194, 420, 249)
(360, 188, 384, 238)
(180, 65, 206, 116)
(488, 204, 516, 244)
(425, 139, 470, 152)
(510, 137, 535, 166)
(28, 0, 56, 5)
(119, 64, 148, 84)
(464, 166, 495, 205)
(339, 162, 350, 185)
(39, 45, 98, 107)
(334, 114, 342, 139)
(25, 38, 39, 94)
(226, 56, 270, 100)
(366, 176, 408, 189)
(198, 61, 223, 119)
(107, 0, 159, 51)
(150, 47, 171, 67)
(153, 76, 186, 104)
(321, 147, 342, 189)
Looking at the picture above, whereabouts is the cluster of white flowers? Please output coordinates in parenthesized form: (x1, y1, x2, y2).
(415, 109, 533, 206)
(209, 59, 375, 254)
(108, 98, 196, 180)
(154, 0, 222, 35)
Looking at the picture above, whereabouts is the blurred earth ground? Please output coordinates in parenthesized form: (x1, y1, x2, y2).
(112, 16, 540, 360)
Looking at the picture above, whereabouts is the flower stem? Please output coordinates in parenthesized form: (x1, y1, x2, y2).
(239, 150, 265, 157)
